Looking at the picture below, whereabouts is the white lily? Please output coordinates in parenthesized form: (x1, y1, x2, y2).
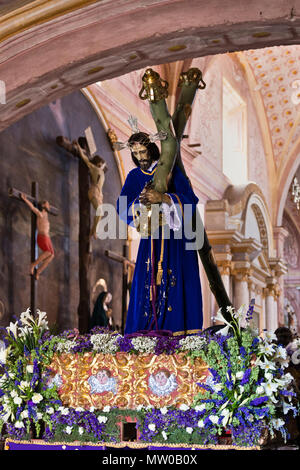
(258, 342, 276, 356)
(271, 418, 285, 430)
(214, 308, 232, 336)
(20, 308, 33, 327)
(209, 415, 219, 425)
(0, 346, 9, 365)
(263, 331, 277, 343)
(36, 310, 48, 329)
(6, 321, 18, 338)
(258, 358, 277, 373)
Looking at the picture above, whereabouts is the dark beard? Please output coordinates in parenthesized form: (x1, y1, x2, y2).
(139, 159, 152, 170)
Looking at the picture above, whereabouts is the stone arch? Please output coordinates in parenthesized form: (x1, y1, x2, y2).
(1, 1, 300, 132)
(223, 183, 274, 257)
(243, 193, 274, 258)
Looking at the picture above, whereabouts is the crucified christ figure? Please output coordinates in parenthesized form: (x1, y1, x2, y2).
(72, 138, 107, 239)
(21, 193, 55, 280)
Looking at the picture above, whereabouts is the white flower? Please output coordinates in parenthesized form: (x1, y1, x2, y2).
(20, 381, 30, 389)
(59, 406, 69, 415)
(56, 339, 77, 354)
(65, 426, 73, 435)
(275, 346, 287, 360)
(271, 418, 285, 430)
(259, 342, 276, 356)
(282, 401, 297, 415)
(89, 406, 95, 412)
(179, 404, 189, 411)
(103, 406, 111, 413)
(195, 404, 206, 412)
(264, 331, 277, 343)
(179, 336, 206, 351)
(90, 333, 120, 354)
(160, 407, 168, 415)
(75, 407, 85, 412)
(209, 415, 219, 425)
(32, 393, 43, 404)
(256, 385, 265, 395)
(262, 380, 279, 397)
(131, 336, 157, 354)
(20, 308, 33, 326)
(198, 420, 205, 428)
(20, 410, 28, 419)
(214, 308, 232, 335)
(13, 396, 22, 405)
(10, 390, 18, 398)
(46, 407, 54, 415)
(186, 427, 193, 434)
(97, 416, 108, 424)
(6, 322, 18, 338)
(15, 421, 25, 429)
(78, 427, 84, 435)
(0, 344, 9, 365)
(162, 431, 168, 440)
(36, 310, 48, 329)
(26, 365, 34, 373)
(148, 423, 156, 432)
(258, 358, 277, 373)
(236, 371, 244, 380)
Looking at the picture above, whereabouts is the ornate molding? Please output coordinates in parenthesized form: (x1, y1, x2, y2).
(0, 0, 99, 43)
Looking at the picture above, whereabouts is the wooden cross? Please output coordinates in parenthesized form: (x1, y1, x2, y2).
(56, 133, 93, 333)
(8, 182, 58, 314)
(105, 242, 135, 334)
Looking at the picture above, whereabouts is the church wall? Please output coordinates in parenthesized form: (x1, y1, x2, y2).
(0, 90, 123, 331)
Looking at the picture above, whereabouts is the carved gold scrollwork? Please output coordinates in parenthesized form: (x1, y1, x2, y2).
(49, 352, 209, 410)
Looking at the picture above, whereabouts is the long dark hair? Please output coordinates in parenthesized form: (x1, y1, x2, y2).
(128, 132, 160, 167)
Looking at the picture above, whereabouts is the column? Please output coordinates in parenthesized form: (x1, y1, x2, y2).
(232, 263, 252, 309)
(264, 280, 280, 333)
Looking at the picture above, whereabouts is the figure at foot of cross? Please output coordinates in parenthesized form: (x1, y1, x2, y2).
(21, 193, 55, 280)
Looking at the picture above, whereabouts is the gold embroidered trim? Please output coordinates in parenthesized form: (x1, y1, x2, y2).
(4, 438, 261, 451)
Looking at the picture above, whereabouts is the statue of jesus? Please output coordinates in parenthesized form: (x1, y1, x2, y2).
(21, 193, 55, 280)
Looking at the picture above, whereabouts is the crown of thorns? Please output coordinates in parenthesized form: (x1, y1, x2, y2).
(112, 115, 167, 151)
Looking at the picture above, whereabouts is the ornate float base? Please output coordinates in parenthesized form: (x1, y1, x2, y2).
(4, 438, 261, 451)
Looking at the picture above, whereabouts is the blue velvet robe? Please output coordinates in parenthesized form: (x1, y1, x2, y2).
(117, 163, 203, 335)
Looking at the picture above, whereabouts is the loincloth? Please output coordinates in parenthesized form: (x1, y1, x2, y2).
(37, 234, 54, 255)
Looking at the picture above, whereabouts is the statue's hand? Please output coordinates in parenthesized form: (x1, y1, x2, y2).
(140, 188, 162, 205)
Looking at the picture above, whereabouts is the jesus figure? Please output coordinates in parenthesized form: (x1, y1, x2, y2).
(21, 193, 55, 280)
(117, 132, 203, 335)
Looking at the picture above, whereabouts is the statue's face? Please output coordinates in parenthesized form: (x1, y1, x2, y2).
(155, 372, 168, 386)
(42, 201, 50, 211)
(131, 143, 152, 170)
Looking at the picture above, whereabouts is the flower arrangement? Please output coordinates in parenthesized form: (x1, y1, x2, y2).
(0, 309, 62, 439)
(192, 303, 299, 445)
(0, 304, 299, 447)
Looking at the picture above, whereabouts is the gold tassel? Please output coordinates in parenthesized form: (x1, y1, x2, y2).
(156, 261, 163, 285)
(156, 230, 164, 285)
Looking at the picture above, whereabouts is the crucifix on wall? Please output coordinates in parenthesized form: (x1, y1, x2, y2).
(8, 183, 58, 314)
(56, 127, 107, 333)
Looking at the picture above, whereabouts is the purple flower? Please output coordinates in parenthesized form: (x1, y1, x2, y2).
(240, 368, 251, 385)
(249, 396, 269, 406)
